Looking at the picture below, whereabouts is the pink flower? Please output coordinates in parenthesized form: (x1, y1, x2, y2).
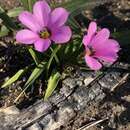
(83, 22, 120, 70)
(16, 0, 72, 52)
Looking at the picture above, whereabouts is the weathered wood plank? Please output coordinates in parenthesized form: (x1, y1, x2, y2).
(0, 61, 129, 130)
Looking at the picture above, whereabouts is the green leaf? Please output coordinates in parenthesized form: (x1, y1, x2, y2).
(57, 0, 106, 17)
(50, 47, 60, 66)
(21, 0, 37, 11)
(57, 0, 88, 16)
(1, 69, 25, 88)
(7, 7, 24, 17)
(28, 47, 40, 66)
(47, 45, 61, 71)
(68, 17, 81, 32)
(28, 0, 37, 11)
(0, 6, 18, 30)
(14, 61, 46, 103)
(49, 0, 56, 8)
(24, 61, 46, 88)
(44, 70, 61, 100)
(21, 0, 29, 10)
(0, 25, 9, 37)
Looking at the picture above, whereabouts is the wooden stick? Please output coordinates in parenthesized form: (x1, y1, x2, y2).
(77, 117, 108, 130)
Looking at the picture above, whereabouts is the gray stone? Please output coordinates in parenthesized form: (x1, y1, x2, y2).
(0, 61, 129, 130)
(43, 106, 76, 130)
(62, 77, 77, 89)
(26, 123, 42, 130)
(0, 105, 20, 115)
(39, 114, 53, 129)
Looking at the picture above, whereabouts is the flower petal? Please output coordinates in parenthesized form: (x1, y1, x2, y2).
(92, 28, 110, 48)
(85, 55, 102, 70)
(107, 39, 120, 52)
(88, 21, 97, 36)
(33, 1, 51, 27)
(34, 39, 51, 52)
(94, 39, 120, 62)
(16, 29, 39, 44)
(50, 7, 69, 27)
(83, 35, 92, 47)
(95, 50, 118, 62)
(83, 22, 97, 46)
(51, 26, 72, 43)
(19, 11, 41, 32)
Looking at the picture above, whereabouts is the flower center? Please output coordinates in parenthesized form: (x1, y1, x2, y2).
(40, 28, 50, 39)
(86, 46, 95, 56)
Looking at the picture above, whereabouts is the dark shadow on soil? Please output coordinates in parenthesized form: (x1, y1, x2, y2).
(100, 77, 130, 129)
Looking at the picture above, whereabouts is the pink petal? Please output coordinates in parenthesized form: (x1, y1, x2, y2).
(95, 53, 118, 63)
(83, 22, 97, 46)
(83, 35, 92, 46)
(34, 39, 51, 52)
(33, 1, 51, 27)
(88, 21, 97, 36)
(95, 50, 118, 62)
(94, 39, 120, 62)
(19, 11, 41, 32)
(16, 29, 39, 44)
(91, 28, 110, 48)
(85, 55, 102, 70)
(50, 7, 69, 27)
(96, 39, 120, 52)
(107, 39, 120, 52)
(51, 26, 72, 43)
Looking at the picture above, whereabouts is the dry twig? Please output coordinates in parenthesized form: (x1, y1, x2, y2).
(77, 117, 108, 130)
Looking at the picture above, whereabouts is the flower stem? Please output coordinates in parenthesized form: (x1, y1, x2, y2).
(28, 47, 40, 66)
(46, 45, 61, 79)
(50, 47, 60, 66)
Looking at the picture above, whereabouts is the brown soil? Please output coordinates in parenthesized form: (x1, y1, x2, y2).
(0, 0, 21, 10)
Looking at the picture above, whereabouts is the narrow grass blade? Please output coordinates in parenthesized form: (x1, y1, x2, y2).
(7, 7, 24, 17)
(57, 0, 87, 15)
(28, 47, 40, 66)
(14, 61, 46, 103)
(28, 0, 37, 11)
(68, 17, 81, 32)
(44, 70, 61, 100)
(0, 6, 18, 30)
(2, 69, 25, 88)
(21, 0, 37, 11)
(47, 45, 61, 71)
(24, 62, 46, 87)
(0, 25, 9, 37)
(50, 47, 60, 66)
(21, 0, 29, 10)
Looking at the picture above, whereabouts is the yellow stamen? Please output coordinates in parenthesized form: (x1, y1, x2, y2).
(40, 31, 50, 39)
(86, 47, 95, 56)
(86, 49, 92, 56)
